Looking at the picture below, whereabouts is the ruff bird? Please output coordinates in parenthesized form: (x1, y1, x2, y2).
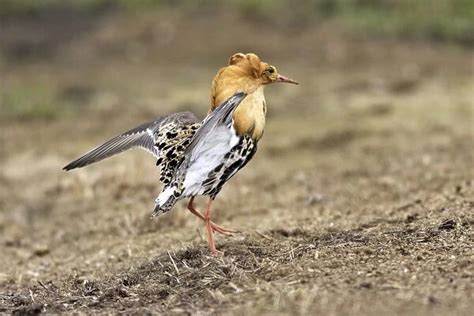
(64, 53, 298, 255)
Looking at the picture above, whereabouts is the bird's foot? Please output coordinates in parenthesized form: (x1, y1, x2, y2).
(187, 197, 240, 237)
(210, 248, 224, 257)
(210, 221, 240, 236)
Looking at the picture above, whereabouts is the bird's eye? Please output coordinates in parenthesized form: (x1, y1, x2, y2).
(268, 68, 275, 74)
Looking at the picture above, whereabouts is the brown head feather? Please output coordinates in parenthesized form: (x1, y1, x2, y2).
(209, 53, 297, 141)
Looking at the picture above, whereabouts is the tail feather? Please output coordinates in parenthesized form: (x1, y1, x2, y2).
(152, 187, 179, 217)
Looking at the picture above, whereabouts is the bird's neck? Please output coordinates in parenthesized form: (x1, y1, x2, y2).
(232, 86, 266, 142)
(209, 67, 267, 141)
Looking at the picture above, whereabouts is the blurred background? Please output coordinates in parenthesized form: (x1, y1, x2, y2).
(0, 0, 473, 314)
(0, 0, 473, 120)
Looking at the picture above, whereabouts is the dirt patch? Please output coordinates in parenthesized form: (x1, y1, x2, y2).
(2, 213, 472, 314)
(0, 9, 473, 315)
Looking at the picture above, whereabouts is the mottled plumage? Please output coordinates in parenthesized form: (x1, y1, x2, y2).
(63, 112, 199, 172)
(152, 92, 254, 216)
(64, 53, 297, 255)
(154, 122, 200, 185)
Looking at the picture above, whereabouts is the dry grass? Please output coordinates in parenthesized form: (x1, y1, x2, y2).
(0, 9, 473, 315)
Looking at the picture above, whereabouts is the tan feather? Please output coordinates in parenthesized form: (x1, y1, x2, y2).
(209, 53, 297, 142)
(209, 53, 269, 141)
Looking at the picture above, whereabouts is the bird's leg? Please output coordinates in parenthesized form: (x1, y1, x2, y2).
(204, 198, 223, 256)
(187, 197, 239, 236)
(187, 197, 205, 220)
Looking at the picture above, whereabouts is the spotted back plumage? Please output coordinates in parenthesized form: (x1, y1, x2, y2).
(154, 122, 200, 185)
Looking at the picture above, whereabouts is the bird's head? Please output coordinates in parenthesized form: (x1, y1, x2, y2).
(210, 53, 298, 111)
(228, 53, 298, 85)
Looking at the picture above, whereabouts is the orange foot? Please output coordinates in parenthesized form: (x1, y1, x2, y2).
(210, 248, 224, 257)
(187, 197, 240, 237)
(210, 222, 240, 236)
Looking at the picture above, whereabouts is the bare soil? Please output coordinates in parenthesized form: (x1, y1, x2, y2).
(0, 11, 473, 315)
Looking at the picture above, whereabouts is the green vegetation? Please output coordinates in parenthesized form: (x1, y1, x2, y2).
(0, 84, 75, 121)
(326, 0, 474, 44)
(0, 0, 473, 45)
(238, 0, 474, 44)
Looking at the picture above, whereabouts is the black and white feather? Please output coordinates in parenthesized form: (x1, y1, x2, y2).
(63, 92, 252, 217)
(63, 112, 199, 171)
(153, 92, 254, 215)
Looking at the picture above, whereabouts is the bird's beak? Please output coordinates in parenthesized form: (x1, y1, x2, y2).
(276, 74, 298, 84)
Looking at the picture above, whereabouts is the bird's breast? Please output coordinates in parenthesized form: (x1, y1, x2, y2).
(232, 86, 266, 142)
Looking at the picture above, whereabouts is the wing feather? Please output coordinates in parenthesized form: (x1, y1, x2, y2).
(183, 92, 247, 160)
(63, 111, 199, 171)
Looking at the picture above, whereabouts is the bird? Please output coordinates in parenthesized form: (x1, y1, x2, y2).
(63, 53, 298, 255)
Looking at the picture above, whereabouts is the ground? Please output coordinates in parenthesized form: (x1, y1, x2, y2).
(0, 9, 473, 315)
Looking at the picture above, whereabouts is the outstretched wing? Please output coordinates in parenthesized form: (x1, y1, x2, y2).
(63, 111, 199, 171)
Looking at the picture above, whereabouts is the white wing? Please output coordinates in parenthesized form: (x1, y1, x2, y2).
(179, 92, 247, 196)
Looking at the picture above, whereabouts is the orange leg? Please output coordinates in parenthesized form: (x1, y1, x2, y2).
(187, 197, 239, 236)
(204, 198, 223, 256)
